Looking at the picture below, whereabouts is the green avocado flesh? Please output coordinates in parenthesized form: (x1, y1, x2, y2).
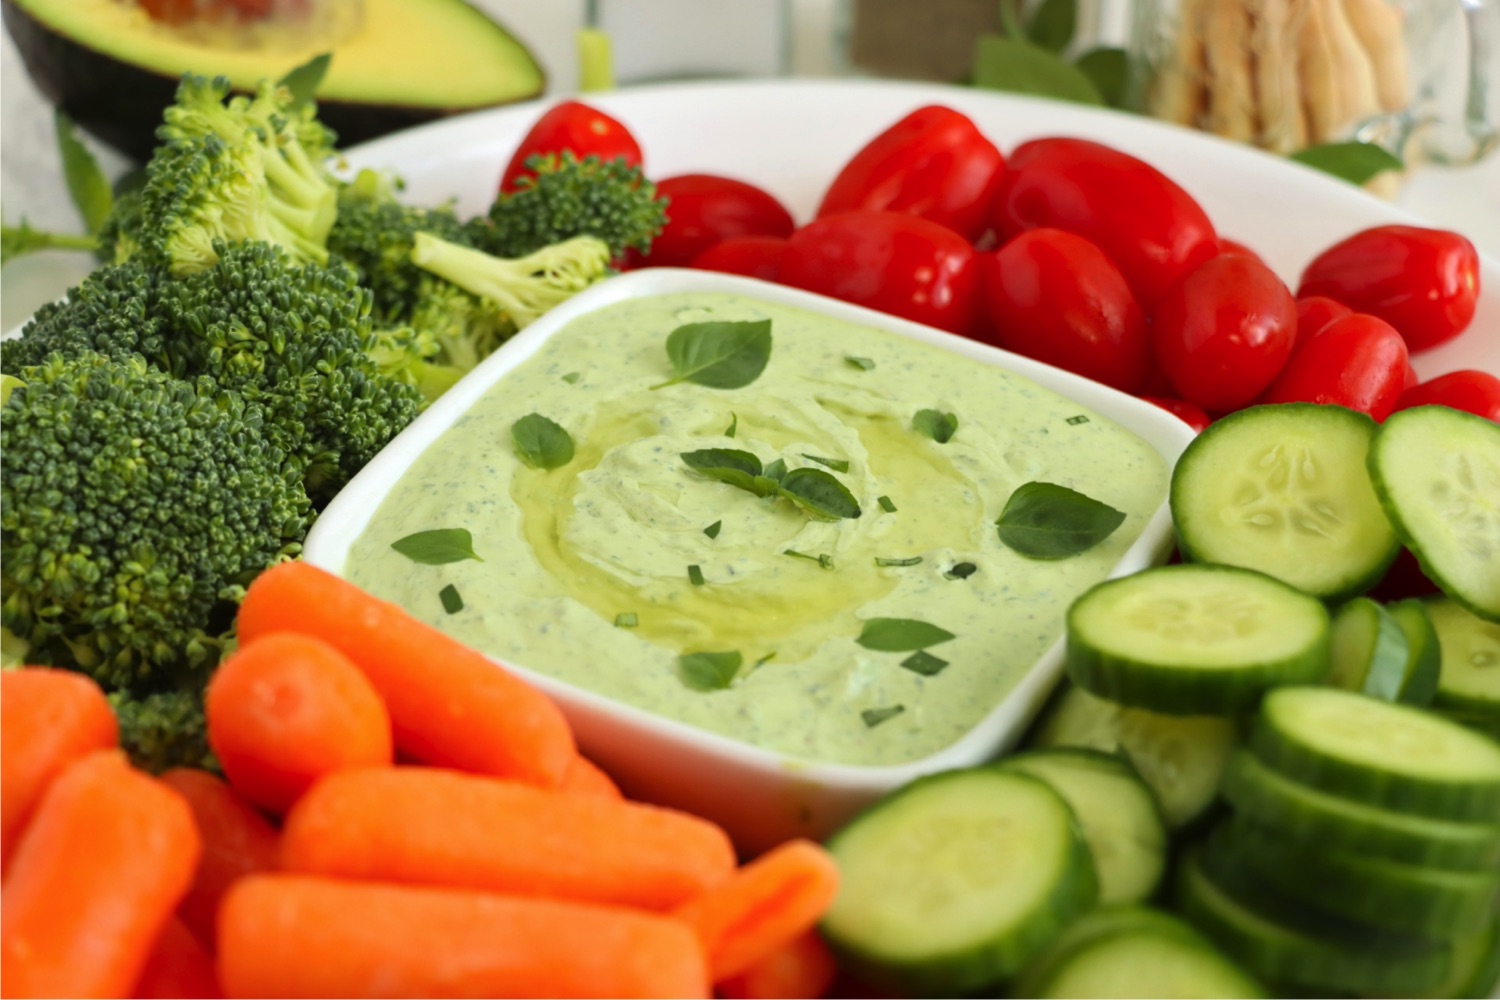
(4, 0, 545, 159)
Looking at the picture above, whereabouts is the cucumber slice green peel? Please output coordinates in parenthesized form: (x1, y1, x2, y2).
(1249, 686, 1500, 823)
(820, 767, 1097, 997)
(1426, 597, 1500, 722)
(1368, 406, 1500, 621)
(1066, 564, 1331, 715)
(1387, 598, 1442, 707)
(1325, 597, 1411, 702)
(1170, 403, 1399, 601)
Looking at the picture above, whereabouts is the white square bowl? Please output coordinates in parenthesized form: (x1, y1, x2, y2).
(302, 267, 1196, 853)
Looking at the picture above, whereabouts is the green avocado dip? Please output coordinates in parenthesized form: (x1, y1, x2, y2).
(343, 291, 1169, 767)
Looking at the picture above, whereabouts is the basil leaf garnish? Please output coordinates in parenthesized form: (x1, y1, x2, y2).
(862, 705, 905, 728)
(278, 53, 331, 111)
(973, 33, 1104, 106)
(845, 355, 875, 371)
(1289, 142, 1405, 186)
(391, 528, 483, 566)
(1076, 47, 1130, 109)
(778, 468, 862, 521)
(55, 111, 112, 234)
(901, 650, 949, 676)
(725, 412, 738, 437)
(678, 650, 743, 692)
(802, 454, 850, 473)
(913, 409, 958, 444)
(681, 447, 763, 492)
(561, 371, 581, 384)
(996, 481, 1126, 559)
(856, 618, 956, 652)
(511, 413, 574, 470)
(652, 319, 772, 390)
(438, 584, 464, 614)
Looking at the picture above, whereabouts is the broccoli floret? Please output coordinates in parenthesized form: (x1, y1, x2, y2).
(468, 152, 667, 261)
(109, 687, 217, 775)
(95, 188, 145, 266)
(1, 353, 311, 689)
(134, 74, 339, 276)
(0, 258, 166, 375)
(411, 232, 614, 330)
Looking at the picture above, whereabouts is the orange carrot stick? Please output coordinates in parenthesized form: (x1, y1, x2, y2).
(1, 750, 201, 1000)
(218, 874, 710, 999)
(672, 839, 841, 982)
(131, 916, 222, 1000)
(158, 769, 280, 952)
(560, 754, 624, 800)
(718, 930, 839, 1000)
(236, 561, 576, 788)
(1, 668, 117, 872)
(280, 766, 736, 910)
(205, 632, 393, 815)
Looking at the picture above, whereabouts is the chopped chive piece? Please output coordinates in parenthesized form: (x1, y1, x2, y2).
(725, 412, 738, 438)
(1066, 414, 1090, 425)
(901, 650, 949, 676)
(614, 612, 638, 628)
(438, 584, 464, 615)
(688, 564, 705, 586)
(944, 562, 978, 580)
(878, 495, 897, 513)
(802, 454, 850, 473)
(755, 651, 777, 666)
(862, 705, 905, 728)
(561, 371, 582, 384)
(845, 355, 876, 371)
(783, 549, 834, 569)
(875, 556, 923, 567)
(703, 520, 722, 539)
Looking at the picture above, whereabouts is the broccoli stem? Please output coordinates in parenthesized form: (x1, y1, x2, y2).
(410, 233, 612, 329)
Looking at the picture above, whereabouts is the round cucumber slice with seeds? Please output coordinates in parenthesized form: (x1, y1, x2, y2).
(1369, 406, 1500, 621)
(1066, 564, 1331, 715)
(1171, 403, 1399, 601)
(1250, 686, 1500, 822)
(1426, 597, 1500, 724)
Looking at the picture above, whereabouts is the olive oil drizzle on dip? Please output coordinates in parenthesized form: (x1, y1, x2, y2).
(344, 292, 1168, 767)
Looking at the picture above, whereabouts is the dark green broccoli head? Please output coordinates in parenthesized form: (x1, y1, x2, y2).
(0, 258, 164, 374)
(468, 151, 667, 261)
(108, 687, 217, 775)
(95, 187, 146, 267)
(1, 353, 312, 689)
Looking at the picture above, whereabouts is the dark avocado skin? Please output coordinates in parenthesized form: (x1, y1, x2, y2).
(3, 0, 539, 162)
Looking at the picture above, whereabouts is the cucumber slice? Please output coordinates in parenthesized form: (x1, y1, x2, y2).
(1325, 597, 1411, 702)
(1426, 598, 1500, 725)
(1067, 564, 1331, 715)
(1171, 403, 1399, 601)
(1388, 598, 1442, 708)
(1213, 817, 1500, 938)
(1220, 749, 1500, 871)
(1013, 905, 1266, 999)
(820, 767, 1097, 996)
(1368, 406, 1500, 621)
(1028, 684, 1239, 829)
(1250, 686, 1500, 822)
(1000, 749, 1168, 906)
(1178, 846, 1451, 996)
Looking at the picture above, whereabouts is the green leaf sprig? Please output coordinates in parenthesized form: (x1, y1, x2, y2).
(678, 651, 743, 691)
(679, 449, 861, 521)
(391, 528, 483, 565)
(1289, 142, 1405, 186)
(651, 319, 772, 390)
(973, 0, 1130, 109)
(913, 409, 959, 444)
(856, 618, 956, 652)
(996, 481, 1125, 559)
(511, 413, 575, 470)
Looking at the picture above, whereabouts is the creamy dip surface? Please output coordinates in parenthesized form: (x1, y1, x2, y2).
(344, 292, 1169, 767)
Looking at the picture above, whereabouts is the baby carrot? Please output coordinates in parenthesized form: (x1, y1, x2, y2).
(218, 874, 710, 999)
(672, 839, 841, 982)
(1, 750, 201, 1000)
(718, 930, 839, 1000)
(1, 668, 117, 872)
(205, 632, 393, 815)
(561, 754, 624, 800)
(159, 768, 280, 951)
(132, 916, 222, 999)
(236, 561, 576, 788)
(280, 766, 736, 910)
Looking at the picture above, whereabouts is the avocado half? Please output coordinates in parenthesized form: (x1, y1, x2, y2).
(3, 0, 546, 161)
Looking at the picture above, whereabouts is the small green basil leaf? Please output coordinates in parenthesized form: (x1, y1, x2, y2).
(973, 34, 1105, 106)
(55, 111, 113, 234)
(279, 53, 332, 110)
(439, 584, 464, 614)
(511, 413, 575, 470)
(1289, 141, 1405, 186)
(778, 468, 862, 521)
(725, 412, 738, 437)
(561, 371, 582, 384)
(1076, 47, 1131, 109)
(762, 457, 788, 482)
(678, 650, 743, 692)
(750, 475, 782, 498)
(996, 481, 1126, 559)
(856, 618, 956, 652)
(703, 520, 722, 539)
(681, 447, 763, 492)
(1026, 0, 1076, 53)
(901, 650, 950, 676)
(391, 528, 483, 565)
(802, 454, 851, 473)
(845, 355, 875, 371)
(862, 705, 906, 727)
(913, 409, 959, 444)
(652, 319, 772, 390)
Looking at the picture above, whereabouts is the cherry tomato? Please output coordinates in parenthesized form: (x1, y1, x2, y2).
(690, 236, 788, 282)
(977, 228, 1150, 392)
(499, 101, 643, 192)
(1216, 238, 1268, 268)
(817, 106, 1006, 242)
(1260, 313, 1410, 421)
(778, 211, 980, 335)
(1392, 369, 1500, 423)
(992, 137, 1219, 308)
(1151, 254, 1297, 413)
(1297, 225, 1480, 353)
(1402, 360, 1419, 393)
(632, 175, 794, 269)
(1141, 396, 1213, 433)
(1294, 295, 1354, 348)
